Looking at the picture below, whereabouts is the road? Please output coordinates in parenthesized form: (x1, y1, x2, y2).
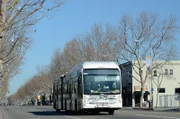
(1, 106, 180, 119)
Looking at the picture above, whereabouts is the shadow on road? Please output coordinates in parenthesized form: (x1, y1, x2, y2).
(28, 110, 109, 116)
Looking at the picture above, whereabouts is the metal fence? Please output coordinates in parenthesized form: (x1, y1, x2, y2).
(159, 94, 180, 108)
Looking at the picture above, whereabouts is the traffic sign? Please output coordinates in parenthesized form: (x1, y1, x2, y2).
(146, 56, 152, 71)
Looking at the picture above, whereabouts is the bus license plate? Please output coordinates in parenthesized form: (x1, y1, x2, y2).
(97, 103, 108, 107)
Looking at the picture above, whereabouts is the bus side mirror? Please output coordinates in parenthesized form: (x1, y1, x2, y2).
(76, 78, 80, 84)
(77, 78, 81, 84)
(78, 78, 80, 84)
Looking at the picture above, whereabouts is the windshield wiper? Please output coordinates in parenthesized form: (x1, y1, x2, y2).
(98, 91, 115, 94)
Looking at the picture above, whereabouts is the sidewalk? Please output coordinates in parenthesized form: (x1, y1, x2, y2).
(154, 108, 180, 112)
(122, 106, 153, 111)
(122, 106, 180, 112)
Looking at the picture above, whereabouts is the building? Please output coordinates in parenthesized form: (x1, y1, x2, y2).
(120, 60, 180, 108)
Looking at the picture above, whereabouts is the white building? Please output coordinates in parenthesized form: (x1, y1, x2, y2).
(120, 60, 180, 108)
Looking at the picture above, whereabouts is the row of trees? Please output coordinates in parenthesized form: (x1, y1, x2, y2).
(8, 66, 53, 105)
(8, 12, 179, 107)
(0, 0, 64, 99)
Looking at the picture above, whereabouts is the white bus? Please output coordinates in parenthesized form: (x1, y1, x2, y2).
(53, 62, 122, 115)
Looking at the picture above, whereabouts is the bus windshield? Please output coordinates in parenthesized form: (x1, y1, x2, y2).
(83, 69, 121, 95)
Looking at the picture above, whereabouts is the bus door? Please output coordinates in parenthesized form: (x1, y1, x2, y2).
(56, 82, 59, 108)
(76, 73, 82, 110)
(77, 74, 82, 98)
(61, 77, 64, 109)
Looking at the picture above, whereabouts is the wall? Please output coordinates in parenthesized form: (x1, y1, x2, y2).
(131, 60, 180, 108)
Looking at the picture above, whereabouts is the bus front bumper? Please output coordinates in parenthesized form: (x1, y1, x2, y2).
(82, 102, 122, 109)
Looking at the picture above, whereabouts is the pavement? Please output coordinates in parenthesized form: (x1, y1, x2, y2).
(123, 106, 180, 112)
(0, 106, 179, 119)
(0, 109, 2, 119)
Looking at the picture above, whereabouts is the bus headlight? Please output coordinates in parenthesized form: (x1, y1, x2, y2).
(83, 95, 88, 103)
(116, 96, 121, 102)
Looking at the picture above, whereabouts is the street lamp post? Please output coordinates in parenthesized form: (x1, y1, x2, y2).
(146, 44, 153, 109)
(150, 69, 153, 109)
(150, 46, 153, 109)
(178, 82, 180, 110)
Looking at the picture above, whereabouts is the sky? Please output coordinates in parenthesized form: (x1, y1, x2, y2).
(8, 0, 180, 96)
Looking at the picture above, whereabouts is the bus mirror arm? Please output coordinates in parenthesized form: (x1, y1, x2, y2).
(78, 78, 80, 84)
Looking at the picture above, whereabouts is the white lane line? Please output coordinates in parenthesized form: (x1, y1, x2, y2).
(136, 114, 180, 119)
(63, 116, 81, 119)
(21, 107, 43, 111)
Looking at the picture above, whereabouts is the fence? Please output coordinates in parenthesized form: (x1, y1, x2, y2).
(159, 94, 180, 108)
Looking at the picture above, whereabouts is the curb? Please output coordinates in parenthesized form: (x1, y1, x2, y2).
(122, 107, 180, 112)
(132, 108, 154, 111)
(122, 107, 153, 110)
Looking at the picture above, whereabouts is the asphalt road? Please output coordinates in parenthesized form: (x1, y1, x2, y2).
(1, 106, 180, 119)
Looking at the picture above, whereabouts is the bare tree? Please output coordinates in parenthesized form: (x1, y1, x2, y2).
(50, 48, 69, 77)
(63, 39, 82, 68)
(77, 23, 119, 61)
(49, 23, 120, 82)
(8, 66, 55, 105)
(117, 12, 179, 107)
(0, 0, 64, 98)
(36, 65, 54, 94)
(8, 93, 18, 104)
(149, 61, 176, 108)
(8, 74, 44, 105)
(0, 78, 8, 99)
(9, 12, 179, 108)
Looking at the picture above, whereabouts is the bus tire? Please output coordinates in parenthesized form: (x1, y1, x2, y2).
(108, 110, 114, 115)
(53, 100, 56, 109)
(91, 110, 100, 115)
(75, 99, 77, 111)
(65, 100, 67, 110)
(56, 109, 60, 112)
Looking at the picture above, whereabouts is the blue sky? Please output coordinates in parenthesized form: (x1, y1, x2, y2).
(8, 0, 180, 95)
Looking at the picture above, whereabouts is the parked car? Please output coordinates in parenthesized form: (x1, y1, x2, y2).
(44, 101, 52, 106)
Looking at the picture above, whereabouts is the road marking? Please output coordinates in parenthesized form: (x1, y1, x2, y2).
(64, 116, 81, 119)
(21, 107, 43, 111)
(136, 114, 180, 119)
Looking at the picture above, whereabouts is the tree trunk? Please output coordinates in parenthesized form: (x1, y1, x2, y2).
(0, 0, 4, 57)
(0, 0, 6, 99)
(155, 92, 159, 108)
(140, 82, 144, 107)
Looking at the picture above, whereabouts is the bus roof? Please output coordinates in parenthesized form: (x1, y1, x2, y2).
(82, 62, 119, 69)
(54, 62, 121, 83)
(70, 61, 120, 73)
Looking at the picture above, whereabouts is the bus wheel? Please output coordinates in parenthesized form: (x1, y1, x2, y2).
(75, 99, 77, 111)
(91, 110, 100, 115)
(108, 110, 114, 115)
(56, 109, 60, 112)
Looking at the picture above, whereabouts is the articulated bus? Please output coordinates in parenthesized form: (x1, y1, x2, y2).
(53, 62, 122, 115)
